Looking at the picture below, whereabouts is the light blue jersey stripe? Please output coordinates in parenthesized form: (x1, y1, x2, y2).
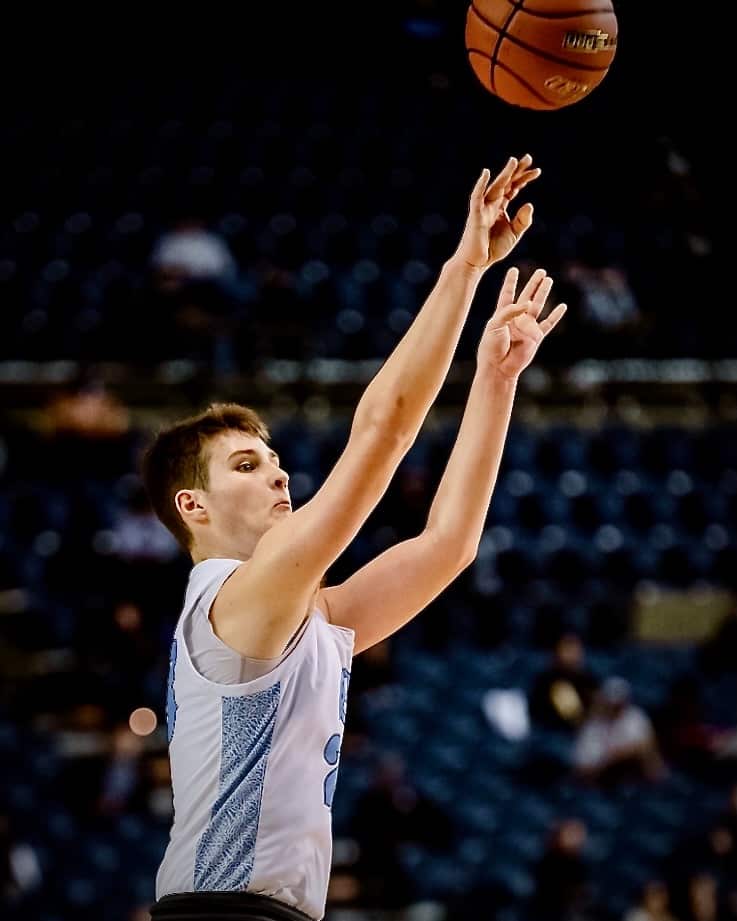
(193, 684, 281, 890)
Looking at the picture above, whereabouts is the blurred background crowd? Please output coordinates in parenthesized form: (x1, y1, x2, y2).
(1, 3, 734, 920)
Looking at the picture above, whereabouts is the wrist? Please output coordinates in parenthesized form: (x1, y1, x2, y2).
(444, 253, 486, 281)
(477, 364, 520, 390)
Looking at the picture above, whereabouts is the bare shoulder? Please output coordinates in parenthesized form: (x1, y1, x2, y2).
(210, 557, 322, 659)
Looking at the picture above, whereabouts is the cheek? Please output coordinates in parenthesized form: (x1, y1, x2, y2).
(220, 479, 261, 516)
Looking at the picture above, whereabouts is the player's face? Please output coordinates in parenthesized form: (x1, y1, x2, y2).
(203, 431, 292, 547)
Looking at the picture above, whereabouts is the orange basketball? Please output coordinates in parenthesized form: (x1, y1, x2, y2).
(465, 0, 618, 110)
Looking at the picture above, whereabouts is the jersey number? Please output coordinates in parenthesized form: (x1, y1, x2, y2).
(323, 668, 350, 808)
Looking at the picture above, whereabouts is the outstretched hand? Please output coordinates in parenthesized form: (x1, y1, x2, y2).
(455, 154, 541, 271)
(477, 266, 567, 380)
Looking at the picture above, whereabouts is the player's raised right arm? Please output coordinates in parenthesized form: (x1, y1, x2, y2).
(352, 153, 539, 445)
(212, 156, 540, 657)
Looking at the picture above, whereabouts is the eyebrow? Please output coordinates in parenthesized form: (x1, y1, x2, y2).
(227, 448, 281, 466)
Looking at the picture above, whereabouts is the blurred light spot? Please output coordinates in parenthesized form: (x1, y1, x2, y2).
(666, 469, 692, 495)
(129, 708, 158, 736)
(559, 469, 587, 497)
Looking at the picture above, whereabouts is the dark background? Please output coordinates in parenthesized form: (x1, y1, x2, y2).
(1, 4, 734, 921)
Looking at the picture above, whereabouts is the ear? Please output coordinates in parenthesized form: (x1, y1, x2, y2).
(174, 488, 208, 527)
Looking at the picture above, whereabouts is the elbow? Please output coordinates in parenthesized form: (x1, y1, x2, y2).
(424, 527, 478, 572)
(443, 539, 479, 575)
(353, 405, 413, 452)
(448, 533, 479, 571)
(456, 547, 478, 571)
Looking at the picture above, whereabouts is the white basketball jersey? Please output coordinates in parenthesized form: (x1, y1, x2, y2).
(155, 558, 354, 920)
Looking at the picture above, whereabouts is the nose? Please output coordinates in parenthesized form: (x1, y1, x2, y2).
(273, 468, 289, 490)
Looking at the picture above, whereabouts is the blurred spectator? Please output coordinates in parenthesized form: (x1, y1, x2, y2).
(679, 871, 726, 921)
(0, 812, 42, 917)
(659, 660, 737, 784)
(74, 600, 162, 715)
(347, 638, 396, 699)
(666, 820, 737, 905)
(343, 638, 398, 751)
(43, 378, 131, 442)
(103, 478, 187, 619)
(528, 631, 599, 732)
(146, 217, 253, 375)
(96, 722, 146, 818)
(54, 702, 112, 819)
(655, 673, 737, 784)
(38, 377, 135, 487)
(150, 217, 238, 293)
(347, 752, 456, 910)
(52, 701, 109, 752)
(573, 677, 667, 786)
(718, 784, 737, 843)
(654, 673, 728, 779)
(702, 823, 737, 893)
(564, 260, 641, 328)
(561, 259, 646, 358)
(237, 261, 304, 360)
(624, 879, 681, 921)
(108, 482, 181, 565)
(645, 137, 719, 356)
(529, 817, 596, 921)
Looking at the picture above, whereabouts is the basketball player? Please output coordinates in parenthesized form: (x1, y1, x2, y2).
(144, 154, 565, 921)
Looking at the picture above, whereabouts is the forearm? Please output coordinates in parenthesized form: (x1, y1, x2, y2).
(354, 256, 483, 440)
(426, 365, 517, 560)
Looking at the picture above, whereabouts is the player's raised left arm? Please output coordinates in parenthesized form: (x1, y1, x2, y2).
(320, 267, 566, 654)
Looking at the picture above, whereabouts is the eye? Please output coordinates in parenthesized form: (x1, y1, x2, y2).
(237, 461, 255, 472)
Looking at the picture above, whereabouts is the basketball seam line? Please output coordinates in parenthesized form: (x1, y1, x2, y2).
(467, 51, 557, 109)
(469, 4, 613, 75)
(493, 2, 617, 18)
(470, 1, 520, 94)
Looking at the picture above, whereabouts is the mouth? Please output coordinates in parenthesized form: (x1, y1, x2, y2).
(273, 501, 291, 510)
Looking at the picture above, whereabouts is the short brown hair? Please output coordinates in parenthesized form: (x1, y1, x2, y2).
(141, 402, 270, 551)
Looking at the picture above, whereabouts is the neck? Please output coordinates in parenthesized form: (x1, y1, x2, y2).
(191, 533, 255, 564)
